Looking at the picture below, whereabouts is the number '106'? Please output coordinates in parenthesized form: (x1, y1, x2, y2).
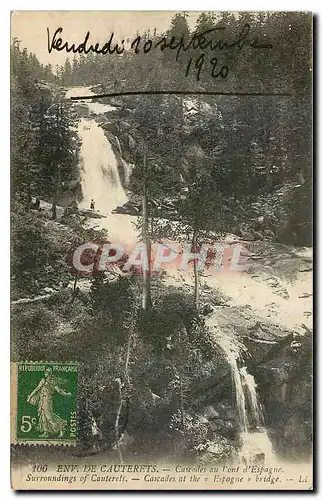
(185, 55, 229, 81)
(32, 464, 48, 473)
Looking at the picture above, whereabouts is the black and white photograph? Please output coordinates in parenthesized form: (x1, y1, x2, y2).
(10, 11, 313, 490)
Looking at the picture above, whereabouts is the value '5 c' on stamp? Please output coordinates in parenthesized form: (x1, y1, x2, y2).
(15, 362, 78, 444)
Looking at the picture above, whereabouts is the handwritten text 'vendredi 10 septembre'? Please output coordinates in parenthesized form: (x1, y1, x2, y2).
(47, 25, 273, 82)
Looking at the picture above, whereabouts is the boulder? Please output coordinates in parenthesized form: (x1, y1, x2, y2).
(127, 134, 136, 151)
(119, 120, 132, 131)
(104, 131, 120, 152)
(74, 103, 90, 118)
(110, 97, 124, 107)
(101, 121, 119, 135)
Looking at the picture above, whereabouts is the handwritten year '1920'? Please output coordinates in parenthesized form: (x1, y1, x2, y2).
(47, 24, 273, 82)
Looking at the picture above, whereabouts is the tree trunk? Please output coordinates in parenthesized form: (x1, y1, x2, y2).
(179, 369, 185, 428)
(73, 273, 78, 293)
(51, 104, 62, 220)
(51, 162, 60, 220)
(177, 324, 188, 429)
(124, 307, 135, 386)
(192, 229, 199, 312)
(26, 188, 32, 207)
(71, 273, 78, 302)
(114, 378, 124, 463)
(142, 146, 151, 311)
(124, 334, 132, 388)
(51, 199, 57, 220)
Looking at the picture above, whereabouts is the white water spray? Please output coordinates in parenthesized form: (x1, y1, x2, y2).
(206, 314, 275, 463)
(240, 366, 264, 428)
(66, 86, 136, 246)
(228, 356, 248, 433)
(78, 118, 127, 213)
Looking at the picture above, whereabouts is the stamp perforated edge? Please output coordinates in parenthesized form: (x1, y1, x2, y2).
(11, 361, 78, 446)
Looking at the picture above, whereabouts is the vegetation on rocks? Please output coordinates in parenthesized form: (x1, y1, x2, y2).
(11, 12, 312, 463)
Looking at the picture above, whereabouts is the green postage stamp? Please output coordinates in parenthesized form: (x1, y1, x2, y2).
(15, 362, 78, 445)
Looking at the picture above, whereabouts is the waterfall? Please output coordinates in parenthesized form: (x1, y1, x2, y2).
(66, 86, 136, 246)
(240, 366, 264, 429)
(228, 356, 248, 432)
(206, 315, 275, 463)
(66, 86, 127, 213)
(120, 158, 133, 188)
(78, 118, 127, 213)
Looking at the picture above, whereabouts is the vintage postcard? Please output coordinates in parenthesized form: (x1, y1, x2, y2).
(10, 11, 313, 490)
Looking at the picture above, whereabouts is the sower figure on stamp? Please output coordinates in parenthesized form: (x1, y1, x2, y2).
(27, 367, 71, 438)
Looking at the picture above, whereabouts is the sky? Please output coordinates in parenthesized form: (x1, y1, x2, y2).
(11, 11, 202, 68)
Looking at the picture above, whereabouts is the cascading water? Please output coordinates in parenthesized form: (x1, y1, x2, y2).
(228, 356, 248, 433)
(120, 158, 133, 188)
(78, 118, 127, 213)
(66, 86, 136, 246)
(238, 366, 275, 464)
(206, 314, 275, 463)
(240, 366, 264, 429)
(66, 86, 127, 213)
